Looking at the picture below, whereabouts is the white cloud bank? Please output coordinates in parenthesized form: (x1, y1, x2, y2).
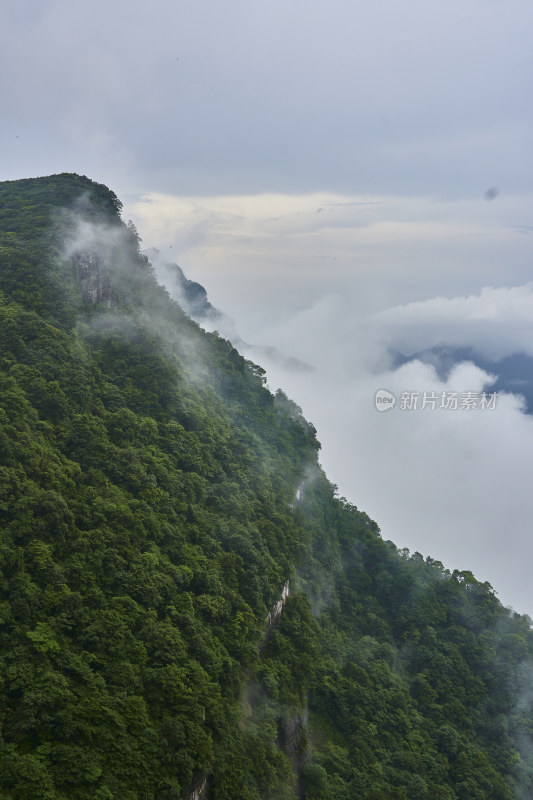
(256, 287, 533, 618)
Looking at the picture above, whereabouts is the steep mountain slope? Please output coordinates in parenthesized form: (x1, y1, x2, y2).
(0, 174, 532, 800)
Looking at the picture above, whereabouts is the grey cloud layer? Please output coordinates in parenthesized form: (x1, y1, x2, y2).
(3, 0, 532, 197)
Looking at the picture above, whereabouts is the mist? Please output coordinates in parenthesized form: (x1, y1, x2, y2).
(135, 225, 533, 616)
(124, 180, 533, 617)
(249, 289, 533, 618)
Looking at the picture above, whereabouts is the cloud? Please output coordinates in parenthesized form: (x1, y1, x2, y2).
(124, 185, 533, 614)
(3, 0, 533, 197)
(374, 284, 533, 360)
(126, 190, 533, 339)
(241, 285, 533, 617)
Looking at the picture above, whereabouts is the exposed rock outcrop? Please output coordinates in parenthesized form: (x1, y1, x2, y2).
(74, 251, 114, 307)
(278, 708, 310, 776)
(261, 579, 290, 650)
(182, 772, 208, 800)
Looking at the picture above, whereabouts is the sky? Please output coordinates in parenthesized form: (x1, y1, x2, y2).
(2, 0, 533, 614)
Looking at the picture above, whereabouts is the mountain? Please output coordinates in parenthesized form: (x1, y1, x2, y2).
(391, 344, 533, 414)
(145, 247, 314, 375)
(0, 173, 532, 800)
(143, 247, 224, 323)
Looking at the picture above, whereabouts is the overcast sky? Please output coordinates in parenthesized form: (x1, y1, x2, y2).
(3, 0, 533, 614)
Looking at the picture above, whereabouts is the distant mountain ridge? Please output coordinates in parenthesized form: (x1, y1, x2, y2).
(144, 247, 223, 322)
(391, 344, 533, 413)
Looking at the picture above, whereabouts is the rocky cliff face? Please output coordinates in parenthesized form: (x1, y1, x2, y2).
(144, 248, 221, 321)
(261, 579, 291, 650)
(263, 581, 310, 793)
(74, 251, 115, 307)
(278, 708, 310, 776)
(182, 773, 208, 800)
(183, 581, 295, 800)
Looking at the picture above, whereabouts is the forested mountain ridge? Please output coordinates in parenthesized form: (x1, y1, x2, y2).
(0, 173, 532, 800)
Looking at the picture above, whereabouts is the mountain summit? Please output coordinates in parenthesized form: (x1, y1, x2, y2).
(0, 173, 532, 800)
